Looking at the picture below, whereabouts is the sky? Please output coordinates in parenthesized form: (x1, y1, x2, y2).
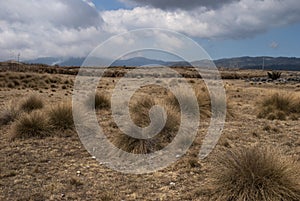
(0, 0, 300, 61)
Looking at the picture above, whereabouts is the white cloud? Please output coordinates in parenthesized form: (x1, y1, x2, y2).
(1, 0, 300, 60)
(119, 0, 239, 10)
(0, 0, 105, 60)
(103, 0, 300, 39)
(270, 41, 279, 49)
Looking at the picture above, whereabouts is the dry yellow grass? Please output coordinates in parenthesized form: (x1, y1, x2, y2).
(113, 95, 181, 154)
(10, 111, 51, 140)
(0, 101, 20, 126)
(112, 133, 157, 154)
(257, 92, 300, 120)
(86, 92, 111, 110)
(1, 68, 300, 200)
(19, 94, 44, 112)
(210, 146, 300, 201)
(48, 102, 74, 130)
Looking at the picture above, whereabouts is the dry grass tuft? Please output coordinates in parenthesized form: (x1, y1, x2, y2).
(113, 95, 181, 154)
(258, 92, 300, 120)
(86, 92, 110, 110)
(159, 105, 181, 140)
(130, 96, 180, 141)
(69, 177, 84, 188)
(210, 146, 300, 201)
(0, 102, 20, 126)
(130, 96, 156, 127)
(48, 102, 74, 130)
(164, 88, 210, 117)
(10, 111, 51, 140)
(19, 94, 44, 112)
(112, 134, 156, 154)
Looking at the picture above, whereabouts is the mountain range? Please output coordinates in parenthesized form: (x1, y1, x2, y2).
(23, 56, 300, 71)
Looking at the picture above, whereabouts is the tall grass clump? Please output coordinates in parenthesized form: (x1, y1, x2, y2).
(113, 96, 157, 154)
(112, 134, 156, 154)
(267, 71, 282, 80)
(130, 96, 180, 139)
(257, 92, 300, 120)
(113, 95, 181, 154)
(130, 96, 156, 127)
(86, 92, 110, 110)
(19, 94, 44, 112)
(164, 87, 211, 118)
(210, 146, 300, 201)
(48, 102, 74, 130)
(0, 102, 20, 126)
(10, 111, 51, 139)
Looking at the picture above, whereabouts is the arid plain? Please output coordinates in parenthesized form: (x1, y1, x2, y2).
(1, 63, 300, 201)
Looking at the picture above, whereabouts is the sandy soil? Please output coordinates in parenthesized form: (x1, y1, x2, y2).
(0, 68, 299, 201)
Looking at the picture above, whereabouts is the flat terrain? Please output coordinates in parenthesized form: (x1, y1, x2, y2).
(0, 66, 299, 200)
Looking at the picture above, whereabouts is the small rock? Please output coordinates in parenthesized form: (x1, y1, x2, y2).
(169, 182, 175, 186)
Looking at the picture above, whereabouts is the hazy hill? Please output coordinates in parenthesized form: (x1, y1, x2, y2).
(23, 56, 300, 71)
(213, 56, 300, 71)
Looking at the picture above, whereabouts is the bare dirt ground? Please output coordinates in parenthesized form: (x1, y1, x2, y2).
(0, 67, 299, 201)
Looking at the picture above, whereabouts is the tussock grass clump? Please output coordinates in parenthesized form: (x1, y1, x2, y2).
(10, 111, 51, 139)
(0, 102, 20, 126)
(48, 102, 74, 130)
(113, 95, 181, 154)
(113, 134, 156, 154)
(210, 146, 300, 201)
(165, 88, 234, 119)
(209, 92, 234, 119)
(159, 105, 181, 139)
(258, 92, 300, 120)
(130, 96, 156, 127)
(165, 87, 212, 118)
(267, 71, 282, 80)
(130, 96, 180, 139)
(19, 94, 44, 112)
(86, 92, 110, 110)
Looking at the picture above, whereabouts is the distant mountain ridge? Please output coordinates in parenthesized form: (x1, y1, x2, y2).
(214, 56, 300, 71)
(23, 56, 300, 71)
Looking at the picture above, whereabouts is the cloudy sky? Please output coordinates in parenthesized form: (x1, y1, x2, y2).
(0, 0, 300, 61)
